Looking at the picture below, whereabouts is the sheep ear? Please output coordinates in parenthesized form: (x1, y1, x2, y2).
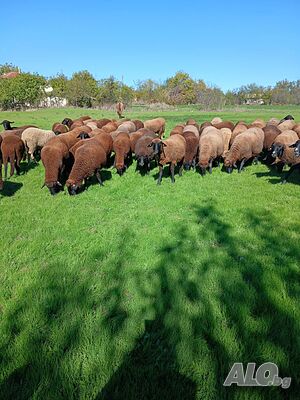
(162, 141, 167, 147)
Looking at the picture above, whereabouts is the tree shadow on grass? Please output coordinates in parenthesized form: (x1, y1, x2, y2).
(0, 206, 299, 400)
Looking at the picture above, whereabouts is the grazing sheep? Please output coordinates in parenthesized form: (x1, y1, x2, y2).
(70, 132, 113, 158)
(132, 120, 144, 131)
(130, 128, 154, 152)
(198, 127, 224, 175)
(224, 128, 264, 173)
(144, 118, 165, 137)
(220, 128, 232, 157)
(290, 140, 300, 157)
(212, 121, 235, 130)
(186, 119, 199, 130)
(1, 135, 25, 179)
(270, 130, 299, 171)
(52, 122, 69, 134)
(96, 118, 111, 128)
(116, 121, 136, 134)
(250, 119, 266, 129)
(70, 120, 85, 130)
(199, 121, 212, 134)
(115, 118, 130, 127)
(278, 120, 296, 132)
(102, 121, 118, 133)
(0, 120, 36, 131)
(230, 122, 248, 145)
(148, 135, 186, 184)
(211, 117, 222, 125)
(293, 123, 300, 138)
(267, 118, 280, 126)
(41, 127, 92, 194)
(113, 132, 131, 175)
(271, 143, 300, 184)
(134, 132, 158, 172)
(183, 124, 199, 139)
(85, 121, 98, 130)
(116, 102, 125, 119)
(263, 125, 281, 150)
(170, 124, 184, 136)
(182, 131, 199, 170)
(22, 128, 57, 162)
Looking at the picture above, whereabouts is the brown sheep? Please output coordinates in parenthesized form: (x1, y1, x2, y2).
(102, 121, 118, 133)
(267, 118, 280, 126)
(70, 132, 113, 158)
(230, 122, 248, 145)
(186, 119, 199, 130)
(293, 123, 300, 138)
(148, 135, 186, 184)
(272, 144, 300, 184)
(212, 121, 235, 130)
(144, 118, 165, 138)
(170, 124, 184, 136)
(183, 125, 199, 139)
(132, 120, 144, 131)
(134, 132, 158, 172)
(1, 135, 25, 179)
(199, 121, 212, 135)
(96, 118, 111, 128)
(211, 117, 222, 125)
(116, 102, 125, 119)
(198, 127, 224, 175)
(270, 130, 299, 172)
(41, 126, 92, 194)
(130, 129, 154, 152)
(220, 128, 232, 157)
(278, 120, 296, 132)
(113, 132, 131, 175)
(70, 120, 85, 130)
(182, 131, 199, 170)
(52, 122, 69, 134)
(116, 121, 136, 134)
(263, 125, 281, 150)
(115, 118, 131, 127)
(224, 128, 264, 173)
(250, 119, 266, 129)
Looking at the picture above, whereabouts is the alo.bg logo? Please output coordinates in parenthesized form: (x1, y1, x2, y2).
(224, 362, 291, 389)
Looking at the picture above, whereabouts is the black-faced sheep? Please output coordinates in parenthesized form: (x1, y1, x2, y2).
(270, 130, 299, 172)
(290, 140, 300, 157)
(148, 135, 186, 184)
(144, 118, 165, 138)
(271, 143, 300, 184)
(113, 132, 131, 175)
(224, 128, 264, 173)
(1, 135, 25, 178)
(130, 129, 154, 152)
(52, 122, 69, 134)
(279, 115, 294, 124)
(198, 127, 224, 175)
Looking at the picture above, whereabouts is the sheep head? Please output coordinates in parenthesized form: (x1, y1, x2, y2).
(147, 138, 166, 156)
(289, 140, 300, 157)
(271, 143, 284, 158)
(0, 120, 14, 130)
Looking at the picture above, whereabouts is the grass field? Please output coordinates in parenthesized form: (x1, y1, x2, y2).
(0, 106, 300, 400)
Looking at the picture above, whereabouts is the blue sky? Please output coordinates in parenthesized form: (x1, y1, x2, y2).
(1, 0, 299, 91)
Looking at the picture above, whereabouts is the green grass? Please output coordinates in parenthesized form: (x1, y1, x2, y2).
(0, 106, 300, 400)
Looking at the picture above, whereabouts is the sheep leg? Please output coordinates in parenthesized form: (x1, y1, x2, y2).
(4, 161, 8, 180)
(238, 158, 246, 173)
(192, 159, 196, 169)
(209, 159, 213, 174)
(157, 165, 163, 185)
(179, 163, 183, 177)
(253, 156, 259, 165)
(10, 160, 15, 177)
(281, 164, 299, 184)
(96, 169, 104, 186)
(170, 164, 175, 183)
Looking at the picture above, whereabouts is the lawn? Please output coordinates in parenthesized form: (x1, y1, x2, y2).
(0, 106, 300, 400)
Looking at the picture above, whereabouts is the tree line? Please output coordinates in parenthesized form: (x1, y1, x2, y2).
(0, 63, 299, 110)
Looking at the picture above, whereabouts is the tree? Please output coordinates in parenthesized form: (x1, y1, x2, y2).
(135, 79, 161, 103)
(197, 86, 225, 110)
(164, 71, 197, 104)
(67, 70, 98, 107)
(48, 74, 68, 98)
(97, 76, 134, 106)
(0, 72, 46, 110)
(0, 63, 20, 76)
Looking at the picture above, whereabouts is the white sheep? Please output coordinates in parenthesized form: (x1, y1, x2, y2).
(22, 127, 56, 162)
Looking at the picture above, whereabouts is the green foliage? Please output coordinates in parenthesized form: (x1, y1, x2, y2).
(164, 71, 198, 105)
(0, 106, 299, 400)
(66, 70, 98, 108)
(0, 63, 19, 75)
(0, 72, 46, 110)
(97, 76, 134, 106)
(48, 73, 68, 98)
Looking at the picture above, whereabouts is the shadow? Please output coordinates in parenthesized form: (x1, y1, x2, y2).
(84, 170, 113, 190)
(0, 181, 23, 197)
(20, 160, 39, 174)
(1, 205, 299, 399)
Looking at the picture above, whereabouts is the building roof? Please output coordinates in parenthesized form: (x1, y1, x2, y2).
(0, 71, 20, 79)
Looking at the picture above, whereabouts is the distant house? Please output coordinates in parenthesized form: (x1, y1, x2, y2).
(244, 93, 264, 105)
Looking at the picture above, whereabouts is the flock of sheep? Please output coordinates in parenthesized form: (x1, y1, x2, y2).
(0, 114, 300, 195)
